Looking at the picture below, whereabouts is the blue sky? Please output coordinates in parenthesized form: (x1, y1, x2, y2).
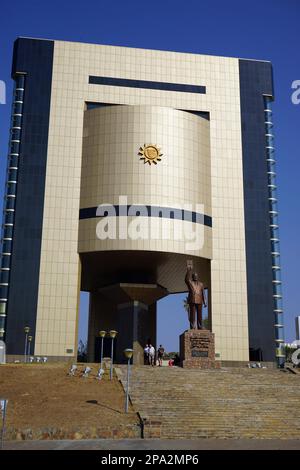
(0, 0, 299, 350)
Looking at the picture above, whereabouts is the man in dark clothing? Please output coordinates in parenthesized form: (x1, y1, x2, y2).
(157, 344, 165, 366)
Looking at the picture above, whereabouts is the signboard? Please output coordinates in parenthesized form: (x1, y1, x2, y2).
(0, 399, 8, 450)
(0, 399, 7, 414)
(192, 350, 208, 358)
(0, 340, 6, 364)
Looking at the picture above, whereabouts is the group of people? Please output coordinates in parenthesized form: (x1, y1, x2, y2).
(144, 343, 165, 366)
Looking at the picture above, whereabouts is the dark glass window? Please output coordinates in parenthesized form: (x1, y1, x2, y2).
(2, 240, 12, 253)
(10, 142, 19, 154)
(8, 169, 18, 181)
(270, 239, 280, 253)
(0, 255, 11, 270)
(4, 211, 14, 225)
(12, 115, 22, 127)
(15, 89, 24, 101)
(3, 226, 13, 239)
(0, 271, 10, 284)
(0, 316, 6, 329)
(16, 74, 25, 88)
(4, 197, 15, 211)
(9, 155, 19, 167)
(11, 128, 21, 141)
(80, 205, 212, 227)
(12, 102, 22, 114)
(0, 286, 8, 299)
(89, 76, 206, 94)
(272, 268, 281, 282)
(7, 183, 17, 197)
(272, 283, 282, 297)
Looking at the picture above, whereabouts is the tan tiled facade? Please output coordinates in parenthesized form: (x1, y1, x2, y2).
(33, 40, 249, 361)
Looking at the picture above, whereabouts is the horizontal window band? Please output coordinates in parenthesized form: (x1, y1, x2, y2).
(79, 205, 212, 227)
(89, 76, 206, 94)
(85, 102, 210, 120)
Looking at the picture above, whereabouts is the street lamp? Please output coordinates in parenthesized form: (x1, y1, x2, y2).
(99, 330, 106, 370)
(27, 336, 33, 357)
(109, 330, 117, 380)
(123, 348, 133, 413)
(24, 326, 30, 363)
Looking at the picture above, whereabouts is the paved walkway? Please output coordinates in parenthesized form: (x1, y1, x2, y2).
(3, 439, 300, 450)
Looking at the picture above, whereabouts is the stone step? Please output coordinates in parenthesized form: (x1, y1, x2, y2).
(116, 366, 300, 439)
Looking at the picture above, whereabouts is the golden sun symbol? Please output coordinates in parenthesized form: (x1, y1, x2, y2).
(138, 144, 163, 165)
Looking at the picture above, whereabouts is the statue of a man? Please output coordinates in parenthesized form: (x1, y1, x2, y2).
(185, 262, 206, 329)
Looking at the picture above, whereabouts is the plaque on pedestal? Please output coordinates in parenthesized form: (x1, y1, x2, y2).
(180, 329, 220, 369)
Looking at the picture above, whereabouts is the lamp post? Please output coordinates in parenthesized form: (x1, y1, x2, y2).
(123, 348, 133, 413)
(27, 336, 33, 358)
(109, 330, 117, 381)
(24, 326, 30, 363)
(99, 330, 106, 370)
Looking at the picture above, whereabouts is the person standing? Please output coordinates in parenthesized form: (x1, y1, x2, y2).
(148, 344, 155, 366)
(157, 344, 165, 367)
(144, 344, 150, 365)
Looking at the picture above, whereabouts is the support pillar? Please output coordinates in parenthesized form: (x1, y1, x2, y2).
(88, 291, 157, 365)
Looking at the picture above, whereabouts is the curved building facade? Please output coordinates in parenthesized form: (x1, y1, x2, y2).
(0, 38, 284, 365)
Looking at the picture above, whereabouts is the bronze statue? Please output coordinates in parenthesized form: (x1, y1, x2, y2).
(185, 262, 206, 329)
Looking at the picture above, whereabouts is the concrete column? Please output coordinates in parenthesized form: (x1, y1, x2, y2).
(116, 301, 156, 364)
(88, 292, 156, 365)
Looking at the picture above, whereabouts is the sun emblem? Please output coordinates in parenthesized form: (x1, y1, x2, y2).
(138, 144, 163, 165)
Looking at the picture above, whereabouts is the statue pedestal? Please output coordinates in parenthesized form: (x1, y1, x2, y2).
(180, 329, 220, 369)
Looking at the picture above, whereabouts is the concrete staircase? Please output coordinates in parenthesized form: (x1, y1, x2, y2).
(117, 366, 300, 439)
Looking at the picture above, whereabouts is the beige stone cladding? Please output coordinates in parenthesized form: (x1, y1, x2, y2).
(34, 40, 248, 361)
(79, 105, 211, 260)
